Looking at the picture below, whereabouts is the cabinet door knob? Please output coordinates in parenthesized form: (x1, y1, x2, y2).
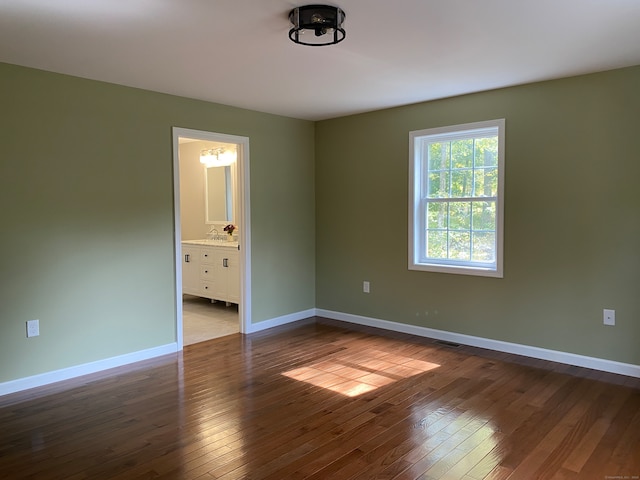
(223, 258, 229, 268)
(185, 254, 190, 263)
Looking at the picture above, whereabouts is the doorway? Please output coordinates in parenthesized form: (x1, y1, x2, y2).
(172, 127, 251, 349)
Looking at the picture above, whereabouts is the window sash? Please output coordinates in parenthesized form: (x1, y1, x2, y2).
(418, 198, 497, 268)
(409, 119, 504, 277)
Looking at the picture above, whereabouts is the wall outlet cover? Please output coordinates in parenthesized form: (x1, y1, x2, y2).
(603, 309, 615, 326)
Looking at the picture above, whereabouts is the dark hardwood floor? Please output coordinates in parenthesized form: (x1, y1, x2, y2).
(1, 318, 639, 479)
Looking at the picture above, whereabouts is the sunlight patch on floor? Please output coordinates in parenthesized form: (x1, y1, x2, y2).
(282, 349, 440, 397)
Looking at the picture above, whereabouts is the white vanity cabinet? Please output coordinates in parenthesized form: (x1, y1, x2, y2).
(181, 244, 201, 296)
(181, 241, 240, 304)
(206, 248, 240, 303)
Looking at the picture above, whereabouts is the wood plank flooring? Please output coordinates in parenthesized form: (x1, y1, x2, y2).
(1, 318, 639, 479)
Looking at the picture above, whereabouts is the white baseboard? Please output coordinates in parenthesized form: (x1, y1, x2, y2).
(1, 305, 315, 396)
(4, 307, 638, 397)
(316, 309, 640, 379)
(0, 343, 178, 396)
(246, 308, 316, 333)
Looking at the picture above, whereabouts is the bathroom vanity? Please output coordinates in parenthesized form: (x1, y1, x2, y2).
(181, 240, 240, 304)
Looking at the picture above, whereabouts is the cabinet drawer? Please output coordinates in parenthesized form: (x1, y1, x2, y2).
(200, 265, 215, 280)
(200, 250, 216, 264)
(201, 281, 216, 296)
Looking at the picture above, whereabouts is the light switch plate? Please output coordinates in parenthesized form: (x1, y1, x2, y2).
(27, 319, 40, 337)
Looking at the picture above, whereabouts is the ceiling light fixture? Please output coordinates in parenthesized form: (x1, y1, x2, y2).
(288, 4, 346, 46)
(200, 148, 236, 167)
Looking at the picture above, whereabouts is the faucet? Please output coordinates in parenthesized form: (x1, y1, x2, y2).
(207, 227, 219, 241)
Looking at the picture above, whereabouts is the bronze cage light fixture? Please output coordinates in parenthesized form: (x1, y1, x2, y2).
(288, 4, 346, 46)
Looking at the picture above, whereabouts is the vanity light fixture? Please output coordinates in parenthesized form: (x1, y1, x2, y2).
(200, 148, 236, 167)
(288, 4, 346, 46)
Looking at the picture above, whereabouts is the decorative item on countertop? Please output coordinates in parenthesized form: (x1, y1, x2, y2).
(224, 224, 236, 241)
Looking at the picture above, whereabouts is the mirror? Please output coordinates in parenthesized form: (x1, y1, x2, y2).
(205, 164, 234, 224)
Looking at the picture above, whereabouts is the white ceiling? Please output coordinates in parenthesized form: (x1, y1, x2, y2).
(1, 0, 640, 121)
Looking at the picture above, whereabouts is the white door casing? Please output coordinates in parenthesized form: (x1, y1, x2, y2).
(172, 127, 251, 349)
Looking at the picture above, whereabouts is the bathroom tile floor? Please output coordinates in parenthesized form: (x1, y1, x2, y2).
(182, 294, 239, 345)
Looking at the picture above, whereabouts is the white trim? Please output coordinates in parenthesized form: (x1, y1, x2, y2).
(0, 344, 178, 396)
(172, 131, 184, 348)
(171, 127, 252, 343)
(237, 138, 252, 334)
(316, 309, 640, 378)
(4, 308, 639, 396)
(246, 309, 317, 334)
(409, 118, 505, 278)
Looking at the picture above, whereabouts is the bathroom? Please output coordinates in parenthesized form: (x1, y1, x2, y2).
(178, 136, 240, 344)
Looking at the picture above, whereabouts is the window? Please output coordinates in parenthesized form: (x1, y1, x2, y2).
(409, 119, 505, 277)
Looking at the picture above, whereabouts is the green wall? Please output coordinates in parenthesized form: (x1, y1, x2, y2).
(1, 61, 638, 387)
(0, 63, 315, 383)
(316, 66, 640, 365)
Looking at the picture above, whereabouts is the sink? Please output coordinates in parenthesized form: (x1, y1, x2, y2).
(182, 239, 238, 247)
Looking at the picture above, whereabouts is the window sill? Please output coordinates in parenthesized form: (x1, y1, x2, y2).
(409, 262, 503, 278)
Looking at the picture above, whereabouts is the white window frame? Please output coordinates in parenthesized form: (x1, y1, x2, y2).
(409, 119, 505, 278)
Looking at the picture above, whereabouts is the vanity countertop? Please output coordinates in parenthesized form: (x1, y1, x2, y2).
(182, 239, 239, 248)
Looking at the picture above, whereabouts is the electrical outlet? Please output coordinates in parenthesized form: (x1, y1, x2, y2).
(363, 281, 370, 293)
(26, 319, 40, 337)
(603, 309, 615, 326)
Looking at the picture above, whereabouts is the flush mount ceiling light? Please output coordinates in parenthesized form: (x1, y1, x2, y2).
(200, 148, 236, 167)
(288, 4, 346, 46)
